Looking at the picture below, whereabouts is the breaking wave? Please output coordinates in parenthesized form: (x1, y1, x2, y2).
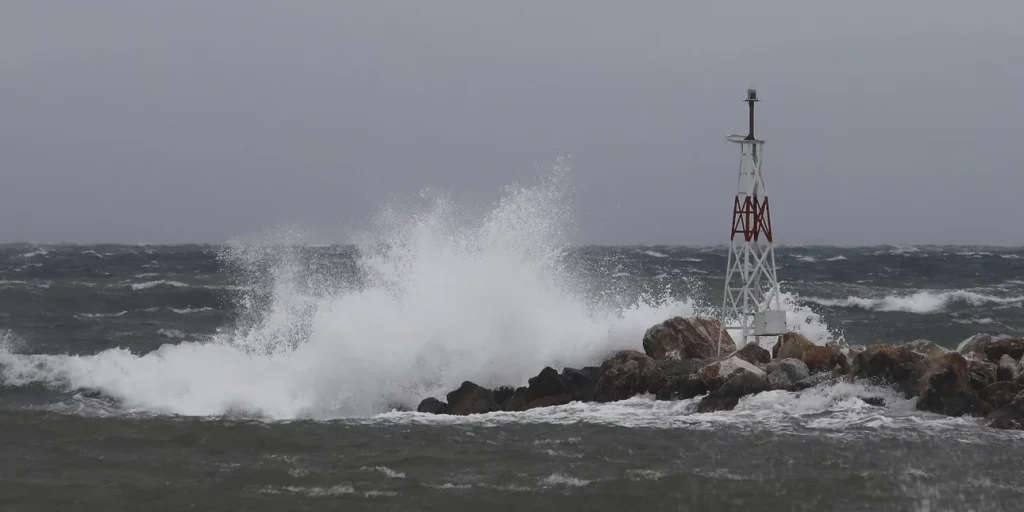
(0, 168, 692, 418)
(130, 280, 190, 290)
(803, 290, 1024, 314)
(0, 167, 840, 420)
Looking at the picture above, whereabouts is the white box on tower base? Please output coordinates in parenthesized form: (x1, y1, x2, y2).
(753, 310, 787, 336)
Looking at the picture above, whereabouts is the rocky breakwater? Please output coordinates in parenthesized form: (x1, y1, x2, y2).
(414, 317, 1024, 431)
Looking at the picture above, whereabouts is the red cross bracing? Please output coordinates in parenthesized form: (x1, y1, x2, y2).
(730, 194, 773, 242)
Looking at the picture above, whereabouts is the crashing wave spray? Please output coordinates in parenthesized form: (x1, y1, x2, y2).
(0, 164, 701, 419)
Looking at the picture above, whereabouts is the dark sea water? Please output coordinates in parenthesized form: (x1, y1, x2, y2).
(2, 243, 1023, 511)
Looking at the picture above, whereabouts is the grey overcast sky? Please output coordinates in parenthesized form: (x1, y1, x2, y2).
(1, 1, 1021, 245)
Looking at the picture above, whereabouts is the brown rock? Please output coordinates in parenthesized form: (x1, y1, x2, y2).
(980, 382, 1019, 410)
(916, 352, 990, 417)
(998, 355, 1019, 383)
(987, 391, 1024, 430)
(698, 357, 765, 392)
(593, 350, 667, 403)
(696, 371, 769, 412)
(801, 345, 838, 374)
(902, 339, 949, 359)
(766, 358, 810, 383)
(642, 317, 735, 361)
(985, 338, 1024, 364)
(850, 344, 926, 397)
(767, 371, 794, 391)
(731, 343, 771, 366)
(967, 359, 997, 391)
(958, 333, 1010, 357)
(776, 332, 816, 360)
(657, 358, 711, 380)
(656, 374, 708, 401)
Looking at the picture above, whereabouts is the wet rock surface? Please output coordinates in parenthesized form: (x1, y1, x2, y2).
(642, 317, 735, 361)
(412, 316, 1024, 432)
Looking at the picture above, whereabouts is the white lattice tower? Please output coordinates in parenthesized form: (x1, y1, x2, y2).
(717, 89, 786, 354)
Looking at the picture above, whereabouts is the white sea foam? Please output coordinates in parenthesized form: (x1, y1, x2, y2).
(641, 250, 668, 258)
(261, 484, 356, 496)
(953, 317, 996, 325)
(0, 167, 849, 420)
(76, 311, 129, 319)
(826, 255, 847, 261)
(627, 469, 667, 481)
(361, 380, 972, 435)
(169, 307, 213, 314)
(130, 280, 190, 290)
(363, 466, 406, 479)
(0, 330, 22, 353)
(21, 248, 49, 258)
(724, 290, 840, 348)
(541, 473, 591, 487)
(1000, 254, 1021, 260)
(0, 168, 708, 419)
(803, 290, 1024, 314)
(157, 329, 187, 339)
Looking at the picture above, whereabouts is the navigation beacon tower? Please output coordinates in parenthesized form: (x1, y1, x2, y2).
(717, 89, 786, 354)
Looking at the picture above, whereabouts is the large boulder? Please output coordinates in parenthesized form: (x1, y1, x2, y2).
(957, 333, 1011, 357)
(774, 332, 815, 360)
(967, 359, 997, 391)
(766, 358, 810, 383)
(916, 353, 990, 417)
(594, 350, 667, 403)
(699, 357, 765, 392)
(997, 355, 1019, 383)
(767, 371, 794, 391)
(980, 382, 1019, 410)
(793, 371, 840, 391)
(656, 374, 708, 401)
(526, 367, 568, 402)
(987, 391, 1024, 430)
(985, 338, 1024, 364)
(561, 367, 597, 402)
(642, 317, 735, 361)
(446, 381, 496, 415)
(657, 358, 711, 380)
(850, 344, 925, 397)
(731, 344, 771, 366)
(801, 345, 839, 374)
(500, 387, 529, 412)
(696, 371, 768, 412)
(416, 397, 447, 414)
(493, 386, 516, 407)
(902, 339, 949, 359)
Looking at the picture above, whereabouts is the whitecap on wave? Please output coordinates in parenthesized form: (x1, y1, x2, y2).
(803, 290, 1024, 314)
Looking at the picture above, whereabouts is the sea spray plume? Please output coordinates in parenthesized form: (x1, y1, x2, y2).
(297, 164, 693, 412)
(217, 228, 364, 357)
(0, 165, 700, 418)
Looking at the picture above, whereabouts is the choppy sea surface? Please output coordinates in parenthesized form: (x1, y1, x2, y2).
(1, 240, 1023, 510)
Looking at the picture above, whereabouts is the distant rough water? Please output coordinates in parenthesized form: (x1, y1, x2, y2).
(1, 243, 1023, 510)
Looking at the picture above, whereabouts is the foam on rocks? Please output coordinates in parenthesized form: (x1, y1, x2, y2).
(414, 316, 1024, 433)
